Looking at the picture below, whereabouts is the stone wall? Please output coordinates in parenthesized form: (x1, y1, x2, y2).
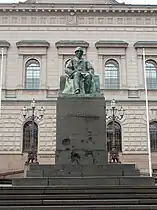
(0, 98, 156, 172)
(0, 101, 56, 153)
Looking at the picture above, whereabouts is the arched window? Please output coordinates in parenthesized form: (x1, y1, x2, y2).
(23, 121, 38, 152)
(104, 59, 120, 89)
(146, 60, 157, 89)
(25, 59, 40, 89)
(107, 121, 122, 152)
(150, 121, 157, 151)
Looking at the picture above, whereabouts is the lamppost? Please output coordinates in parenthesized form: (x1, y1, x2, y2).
(22, 99, 45, 164)
(106, 99, 125, 163)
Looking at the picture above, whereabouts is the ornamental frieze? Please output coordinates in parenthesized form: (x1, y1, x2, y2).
(0, 15, 156, 27)
(25, 0, 119, 3)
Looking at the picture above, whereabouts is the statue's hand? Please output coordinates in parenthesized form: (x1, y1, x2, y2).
(89, 69, 94, 76)
(77, 67, 82, 71)
(84, 72, 90, 77)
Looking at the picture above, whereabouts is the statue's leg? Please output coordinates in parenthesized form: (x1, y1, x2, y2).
(84, 74, 92, 94)
(73, 71, 81, 94)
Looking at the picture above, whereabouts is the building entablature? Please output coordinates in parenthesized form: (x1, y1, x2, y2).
(16, 40, 50, 55)
(0, 3, 156, 14)
(0, 41, 10, 55)
(134, 41, 157, 49)
(16, 40, 50, 48)
(95, 40, 128, 49)
(55, 40, 89, 55)
(0, 40, 10, 48)
(55, 40, 89, 48)
(134, 41, 157, 56)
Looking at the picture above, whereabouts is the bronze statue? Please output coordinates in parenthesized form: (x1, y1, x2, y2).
(60, 47, 100, 94)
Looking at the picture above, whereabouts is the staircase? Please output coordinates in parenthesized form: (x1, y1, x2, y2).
(0, 163, 155, 210)
(1, 185, 157, 209)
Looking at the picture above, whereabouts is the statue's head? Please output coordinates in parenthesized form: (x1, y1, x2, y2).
(75, 47, 84, 59)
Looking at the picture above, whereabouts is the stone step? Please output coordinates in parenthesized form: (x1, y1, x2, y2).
(12, 176, 155, 186)
(29, 164, 136, 171)
(0, 205, 157, 210)
(1, 194, 157, 199)
(26, 164, 140, 177)
(27, 169, 140, 177)
(43, 186, 157, 194)
(39, 199, 157, 205)
(1, 199, 157, 206)
(2, 186, 157, 194)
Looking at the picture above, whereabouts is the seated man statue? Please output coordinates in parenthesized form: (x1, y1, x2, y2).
(60, 47, 100, 94)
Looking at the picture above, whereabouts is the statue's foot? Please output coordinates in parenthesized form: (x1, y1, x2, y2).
(75, 89, 80, 94)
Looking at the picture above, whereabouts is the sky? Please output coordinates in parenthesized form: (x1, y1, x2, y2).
(0, 0, 157, 4)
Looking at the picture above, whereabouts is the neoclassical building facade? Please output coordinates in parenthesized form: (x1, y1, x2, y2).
(0, 0, 157, 174)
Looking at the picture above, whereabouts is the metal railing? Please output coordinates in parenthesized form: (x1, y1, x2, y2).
(0, 170, 24, 185)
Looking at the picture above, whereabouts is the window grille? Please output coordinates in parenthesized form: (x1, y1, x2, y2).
(104, 59, 120, 89)
(150, 121, 157, 151)
(25, 59, 40, 89)
(23, 121, 38, 152)
(107, 121, 122, 152)
(146, 60, 157, 90)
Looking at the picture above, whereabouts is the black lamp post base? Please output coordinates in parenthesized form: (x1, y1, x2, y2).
(109, 160, 121, 164)
(109, 148, 121, 164)
(25, 152, 39, 164)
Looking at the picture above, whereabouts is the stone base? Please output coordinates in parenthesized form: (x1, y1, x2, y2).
(26, 163, 140, 177)
(55, 96, 107, 165)
(12, 162, 155, 187)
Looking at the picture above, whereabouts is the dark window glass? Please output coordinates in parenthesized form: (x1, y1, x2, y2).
(150, 121, 157, 151)
(146, 60, 157, 90)
(23, 121, 38, 152)
(107, 121, 122, 152)
(104, 59, 120, 89)
(25, 59, 40, 89)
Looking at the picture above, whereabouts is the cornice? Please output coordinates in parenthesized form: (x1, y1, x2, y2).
(95, 40, 128, 48)
(134, 41, 157, 48)
(0, 41, 10, 48)
(0, 3, 156, 13)
(16, 40, 50, 48)
(55, 40, 89, 48)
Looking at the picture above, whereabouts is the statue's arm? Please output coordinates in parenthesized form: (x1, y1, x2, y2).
(65, 59, 75, 77)
(86, 61, 94, 75)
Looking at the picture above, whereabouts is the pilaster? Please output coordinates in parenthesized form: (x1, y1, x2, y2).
(121, 55, 127, 88)
(98, 55, 104, 89)
(137, 55, 143, 88)
(41, 55, 47, 89)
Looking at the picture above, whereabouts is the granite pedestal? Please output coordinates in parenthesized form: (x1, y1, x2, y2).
(55, 95, 107, 165)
